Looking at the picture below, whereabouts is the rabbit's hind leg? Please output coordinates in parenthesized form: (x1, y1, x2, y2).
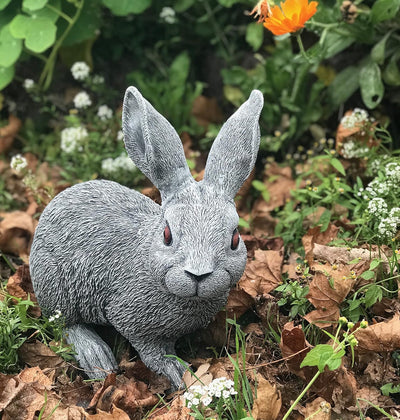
(65, 324, 118, 379)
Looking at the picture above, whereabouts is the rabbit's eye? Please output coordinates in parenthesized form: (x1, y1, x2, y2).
(231, 228, 240, 250)
(163, 224, 172, 246)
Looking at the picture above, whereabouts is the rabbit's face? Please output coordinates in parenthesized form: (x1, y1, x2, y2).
(148, 184, 247, 300)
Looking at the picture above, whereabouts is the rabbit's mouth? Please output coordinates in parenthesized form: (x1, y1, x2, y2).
(164, 266, 232, 299)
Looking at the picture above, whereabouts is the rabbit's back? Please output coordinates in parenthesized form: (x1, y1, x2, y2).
(30, 179, 161, 324)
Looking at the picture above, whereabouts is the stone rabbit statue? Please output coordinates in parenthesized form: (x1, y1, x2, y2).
(29, 87, 264, 389)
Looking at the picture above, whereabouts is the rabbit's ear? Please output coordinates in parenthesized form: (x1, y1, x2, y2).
(203, 90, 264, 199)
(122, 87, 193, 196)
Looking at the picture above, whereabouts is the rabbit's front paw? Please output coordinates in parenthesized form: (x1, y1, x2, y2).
(65, 324, 118, 379)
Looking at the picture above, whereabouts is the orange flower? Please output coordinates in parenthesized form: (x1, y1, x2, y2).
(250, 0, 272, 23)
(263, 0, 318, 36)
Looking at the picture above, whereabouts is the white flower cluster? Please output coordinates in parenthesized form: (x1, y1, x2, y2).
(61, 126, 88, 153)
(97, 105, 113, 121)
(341, 108, 369, 129)
(92, 75, 105, 85)
(23, 79, 35, 90)
(10, 154, 28, 172)
(367, 198, 388, 217)
(71, 62, 90, 81)
(341, 140, 369, 159)
(73, 91, 92, 109)
(368, 155, 389, 175)
(49, 309, 62, 322)
(378, 208, 400, 239)
(385, 162, 400, 183)
(101, 153, 136, 174)
(183, 377, 237, 409)
(160, 6, 176, 23)
(117, 130, 124, 141)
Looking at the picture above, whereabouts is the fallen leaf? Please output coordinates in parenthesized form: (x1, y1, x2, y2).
(251, 375, 281, 420)
(239, 249, 283, 298)
(302, 224, 339, 266)
(191, 95, 224, 127)
(304, 264, 354, 328)
(0, 115, 21, 153)
(250, 199, 278, 238)
(355, 314, 400, 352)
(302, 397, 331, 420)
(6, 264, 41, 317)
(88, 373, 117, 411)
(86, 405, 130, 419)
(183, 363, 213, 389)
(148, 396, 191, 420)
(18, 340, 67, 370)
(225, 288, 254, 319)
(0, 211, 36, 259)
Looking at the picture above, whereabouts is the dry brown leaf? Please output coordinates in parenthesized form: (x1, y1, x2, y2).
(302, 224, 339, 265)
(250, 198, 277, 238)
(302, 397, 331, 420)
(86, 405, 130, 419)
(304, 264, 354, 328)
(183, 362, 213, 389)
(18, 340, 66, 370)
(251, 375, 281, 420)
(148, 396, 191, 420)
(225, 288, 254, 319)
(350, 385, 393, 412)
(0, 211, 36, 259)
(355, 314, 400, 352)
(6, 264, 41, 317)
(191, 95, 224, 127)
(88, 373, 117, 410)
(239, 249, 283, 298)
(0, 115, 21, 153)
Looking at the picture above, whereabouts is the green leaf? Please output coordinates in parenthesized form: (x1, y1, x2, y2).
(101, 0, 151, 15)
(0, 24, 22, 67)
(369, 259, 381, 270)
(371, 0, 400, 23)
(0, 64, 14, 89)
(383, 56, 400, 87)
(319, 209, 331, 232)
(300, 344, 344, 373)
(174, 0, 195, 12)
(252, 180, 266, 192)
(27, 0, 61, 23)
(381, 383, 400, 396)
(330, 158, 346, 176)
(327, 66, 360, 108)
(62, 0, 101, 46)
(360, 61, 384, 109)
(0, 0, 11, 11)
(169, 52, 190, 86)
(24, 16, 56, 52)
(217, 0, 242, 6)
(9, 15, 30, 39)
(23, 0, 48, 11)
(364, 284, 382, 308)
(371, 31, 393, 65)
(361, 270, 375, 280)
(246, 23, 263, 51)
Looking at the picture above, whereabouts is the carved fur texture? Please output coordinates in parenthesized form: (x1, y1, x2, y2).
(30, 87, 264, 389)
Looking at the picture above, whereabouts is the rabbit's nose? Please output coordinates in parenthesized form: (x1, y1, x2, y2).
(184, 267, 214, 282)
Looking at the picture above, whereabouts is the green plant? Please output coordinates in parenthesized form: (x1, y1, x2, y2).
(0, 291, 74, 373)
(127, 51, 203, 135)
(182, 319, 255, 420)
(275, 278, 311, 318)
(282, 317, 368, 419)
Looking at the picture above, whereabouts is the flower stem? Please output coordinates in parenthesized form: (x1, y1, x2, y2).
(282, 370, 321, 420)
(296, 33, 309, 61)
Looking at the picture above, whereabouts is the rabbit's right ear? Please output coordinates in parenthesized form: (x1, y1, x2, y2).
(122, 87, 193, 197)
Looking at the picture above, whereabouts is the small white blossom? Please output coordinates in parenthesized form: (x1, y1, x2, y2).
(61, 126, 88, 153)
(341, 140, 369, 159)
(73, 91, 92, 109)
(10, 154, 28, 172)
(202, 396, 212, 406)
(385, 162, 400, 183)
(341, 108, 369, 129)
(23, 79, 34, 90)
(160, 6, 176, 23)
(97, 105, 113, 121)
(367, 198, 388, 217)
(92, 75, 105, 84)
(71, 61, 90, 81)
(101, 153, 136, 174)
(117, 130, 124, 141)
(378, 216, 399, 239)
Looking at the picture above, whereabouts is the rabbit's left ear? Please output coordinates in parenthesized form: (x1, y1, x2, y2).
(203, 90, 264, 199)
(122, 87, 193, 197)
